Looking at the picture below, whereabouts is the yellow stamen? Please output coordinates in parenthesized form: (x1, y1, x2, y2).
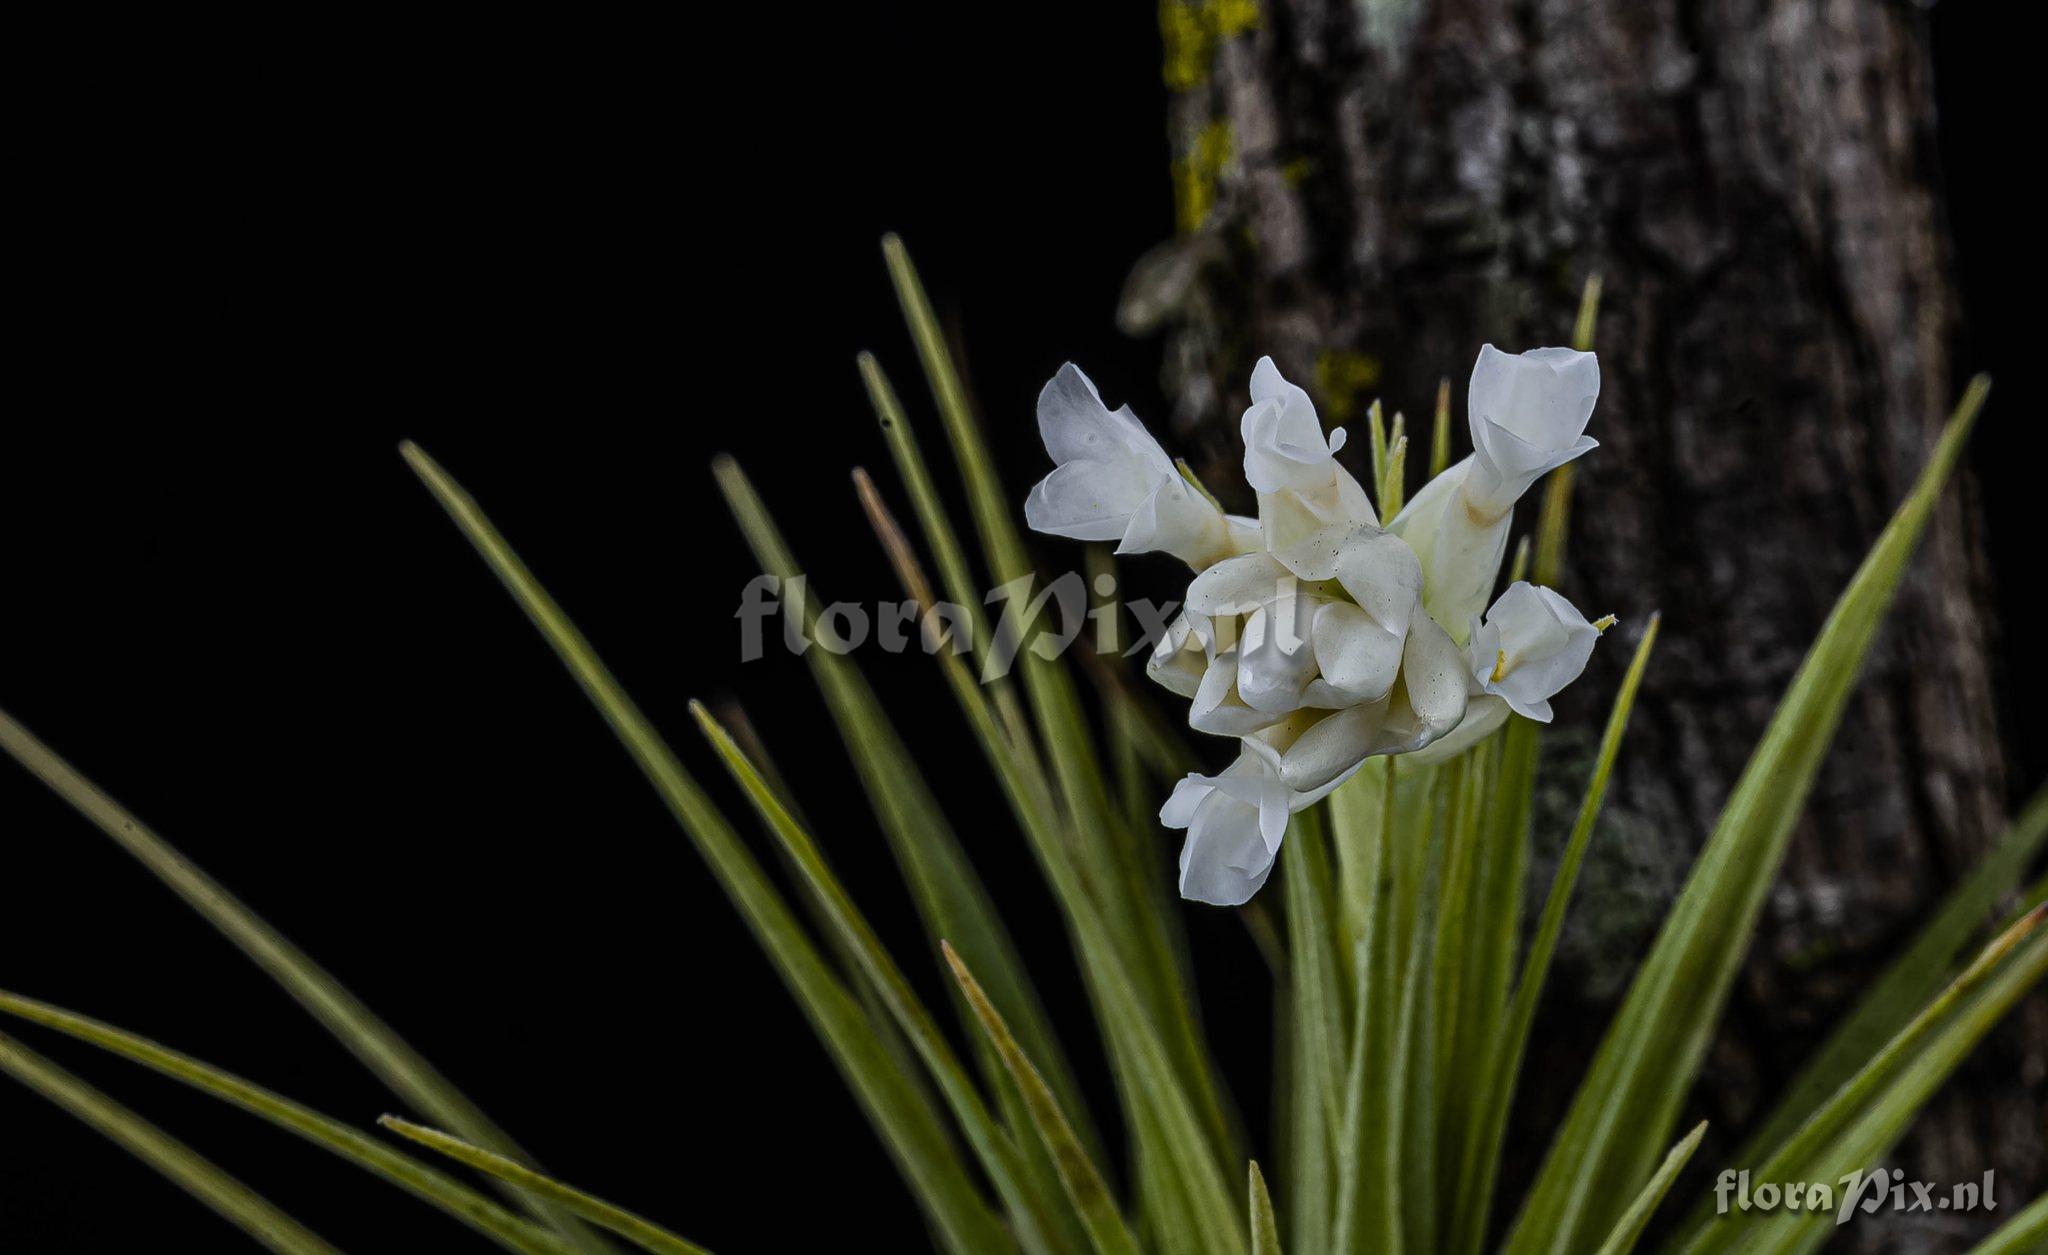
(1593, 614, 1618, 633)
(1490, 649, 1510, 683)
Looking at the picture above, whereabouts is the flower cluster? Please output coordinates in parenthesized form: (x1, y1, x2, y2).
(1025, 348, 1614, 905)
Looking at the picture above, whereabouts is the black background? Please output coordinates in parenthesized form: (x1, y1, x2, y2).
(1, 5, 2038, 1251)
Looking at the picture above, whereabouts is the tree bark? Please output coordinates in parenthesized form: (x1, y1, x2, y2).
(1145, 1, 2035, 1248)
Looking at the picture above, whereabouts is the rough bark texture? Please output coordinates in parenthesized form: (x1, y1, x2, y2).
(1146, 1, 2036, 1249)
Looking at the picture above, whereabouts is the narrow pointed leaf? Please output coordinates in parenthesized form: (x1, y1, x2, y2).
(942, 942, 1142, 1255)
(0, 991, 575, 1254)
(1281, 806, 1343, 1252)
(0, 706, 598, 1251)
(1727, 783, 2048, 1170)
(1734, 914, 2048, 1253)
(1531, 272, 1601, 587)
(1589, 1121, 1704, 1255)
(1248, 1160, 1283, 1255)
(1965, 1190, 2048, 1255)
(1454, 616, 1658, 1253)
(0, 1032, 338, 1255)
(881, 235, 1235, 1166)
(1676, 901, 2048, 1255)
(378, 1118, 707, 1255)
(858, 352, 1032, 749)
(1505, 378, 1992, 1253)
(691, 702, 1079, 1255)
(1330, 763, 1400, 1255)
(716, 455, 1098, 1167)
(401, 442, 1012, 1255)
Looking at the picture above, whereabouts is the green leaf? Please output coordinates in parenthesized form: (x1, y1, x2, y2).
(857, 351, 1032, 750)
(1379, 434, 1409, 517)
(879, 237, 1235, 1171)
(1432, 744, 1496, 1231)
(1728, 782, 2048, 1169)
(719, 455, 1098, 1171)
(690, 701, 1080, 1255)
(400, 442, 1012, 1255)
(840, 464, 1240, 1255)
(1733, 909, 2048, 1254)
(0, 706, 600, 1252)
(0, 991, 575, 1254)
(1452, 615, 1659, 1255)
(1330, 762, 1401, 1255)
(1966, 1189, 2048, 1255)
(1503, 377, 1992, 1254)
(1368, 400, 1389, 498)
(1531, 271, 1602, 587)
(941, 942, 1143, 1255)
(377, 1118, 707, 1255)
(1676, 900, 2048, 1255)
(1589, 1121, 1704, 1255)
(1248, 1160, 1283, 1255)
(1280, 806, 1344, 1253)
(1428, 380, 1452, 478)
(0, 1031, 338, 1255)
(1396, 772, 1451, 1255)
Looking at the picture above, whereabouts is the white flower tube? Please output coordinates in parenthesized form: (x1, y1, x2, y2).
(1392, 346, 1600, 639)
(1025, 363, 1255, 569)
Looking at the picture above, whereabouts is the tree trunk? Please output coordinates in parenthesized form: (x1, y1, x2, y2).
(1145, 1, 2034, 1247)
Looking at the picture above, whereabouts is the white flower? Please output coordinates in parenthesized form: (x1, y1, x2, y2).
(1025, 363, 1256, 569)
(1468, 581, 1605, 720)
(1160, 745, 1357, 906)
(1032, 346, 1611, 907)
(1392, 346, 1600, 639)
(1175, 532, 1428, 730)
(1464, 346, 1600, 515)
(1405, 581, 1609, 766)
(1145, 608, 1224, 698)
(1241, 357, 1377, 555)
(1160, 750, 1293, 905)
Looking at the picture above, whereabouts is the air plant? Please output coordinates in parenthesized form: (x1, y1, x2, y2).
(1, 236, 2042, 1255)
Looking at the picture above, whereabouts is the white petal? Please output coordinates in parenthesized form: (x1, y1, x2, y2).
(1027, 363, 1181, 541)
(1463, 344, 1601, 514)
(1173, 749, 1292, 906)
(1260, 701, 1391, 793)
(1468, 345, 1599, 454)
(1120, 473, 1231, 567)
(1145, 610, 1212, 698)
(1024, 460, 1152, 540)
(1242, 357, 1339, 493)
(1332, 527, 1423, 636)
(1400, 695, 1513, 767)
(1186, 551, 1291, 618)
(1236, 590, 1319, 713)
(1206, 753, 1293, 852)
(1474, 582, 1601, 718)
(1331, 463, 1377, 528)
(1311, 599, 1405, 705)
(1038, 363, 1173, 476)
(1372, 613, 1468, 755)
(1158, 773, 1216, 828)
(1288, 758, 1368, 808)
(1177, 788, 1280, 906)
(1388, 456, 1513, 643)
(1190, 650, 1281, 737)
